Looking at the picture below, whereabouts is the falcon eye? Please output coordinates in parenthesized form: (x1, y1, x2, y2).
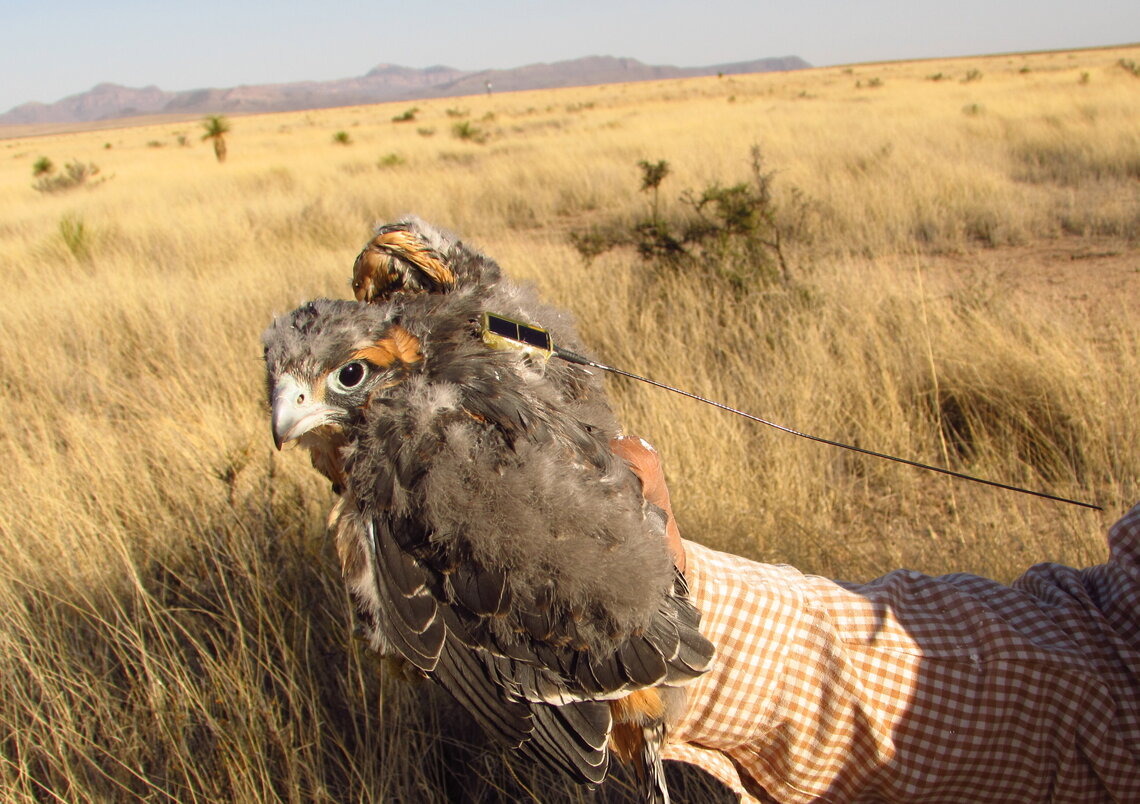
(331, 361, 367, 392)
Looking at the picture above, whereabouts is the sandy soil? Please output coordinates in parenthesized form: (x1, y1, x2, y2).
(924, 237, 1139, 319)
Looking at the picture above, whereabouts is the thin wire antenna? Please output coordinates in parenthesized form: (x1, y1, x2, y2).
(553, 347, 1102, 512)
(477, 312, 1102, 511)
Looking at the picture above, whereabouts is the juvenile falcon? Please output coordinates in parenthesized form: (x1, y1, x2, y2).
(262, 222, 714, 802)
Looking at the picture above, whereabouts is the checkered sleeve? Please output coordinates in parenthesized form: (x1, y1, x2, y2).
(663, 504, 1140, 803)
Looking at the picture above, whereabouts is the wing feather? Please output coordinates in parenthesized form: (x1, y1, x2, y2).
(433, 639, 532, 747)
(368, 520, 444, 671)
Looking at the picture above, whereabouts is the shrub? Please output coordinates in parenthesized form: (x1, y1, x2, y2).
(332, 131, 352, 145)
(391, 107, 418, 123)
(32, 156, 54, 177)
(571, 147, 809, 292)
(33, 159, 103, 194)
(451, 120, 486, 143)
(377, 152, 405, 168)
(438, 151, 477, 166)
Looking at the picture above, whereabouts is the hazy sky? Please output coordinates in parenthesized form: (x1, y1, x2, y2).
(1, 0, 1136, 113)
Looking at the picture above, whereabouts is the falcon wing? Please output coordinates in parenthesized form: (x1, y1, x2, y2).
(334, 505, 614, 782)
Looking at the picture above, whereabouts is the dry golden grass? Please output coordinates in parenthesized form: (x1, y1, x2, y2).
(1, 45, 1138, 802)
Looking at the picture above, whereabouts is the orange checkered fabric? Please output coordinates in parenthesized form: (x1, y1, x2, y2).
(664, 504, 1140, 803)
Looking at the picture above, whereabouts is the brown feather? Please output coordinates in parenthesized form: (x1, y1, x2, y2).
(353, 228, 456, 301)
(351, 325, 423, 369)
(297, 425, 347, 489)
(608, 689, 664, 763)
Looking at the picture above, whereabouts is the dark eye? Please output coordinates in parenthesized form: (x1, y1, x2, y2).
(337, 362, 365, 388)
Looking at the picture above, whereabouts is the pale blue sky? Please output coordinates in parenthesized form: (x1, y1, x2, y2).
(1, 0, 1136, 113)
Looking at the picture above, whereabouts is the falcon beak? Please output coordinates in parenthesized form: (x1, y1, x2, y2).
(271, 374, 338, 450)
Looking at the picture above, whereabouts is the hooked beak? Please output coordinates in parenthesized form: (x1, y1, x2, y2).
(271, 374, 339, 450)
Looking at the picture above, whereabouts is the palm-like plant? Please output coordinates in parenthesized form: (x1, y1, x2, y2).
(201, 115, 231, 163)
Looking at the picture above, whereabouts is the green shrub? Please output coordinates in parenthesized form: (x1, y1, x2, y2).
(33, 160, 103, 194)
(571, 147, 809, 293)
(451, 120, 486, 143)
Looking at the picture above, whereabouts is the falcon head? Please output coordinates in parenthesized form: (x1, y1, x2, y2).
(262, 299, 423, 452)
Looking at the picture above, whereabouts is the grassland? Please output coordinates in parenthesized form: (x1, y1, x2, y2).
(1, 45, 1138, 802)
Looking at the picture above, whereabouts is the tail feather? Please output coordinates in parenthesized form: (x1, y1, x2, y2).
(637, 722, 670, 804)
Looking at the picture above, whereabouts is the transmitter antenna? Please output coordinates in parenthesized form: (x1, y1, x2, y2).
(480, 312, 1101, 511)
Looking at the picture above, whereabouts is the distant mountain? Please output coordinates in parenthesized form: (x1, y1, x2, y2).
(0, 55, 809, 126)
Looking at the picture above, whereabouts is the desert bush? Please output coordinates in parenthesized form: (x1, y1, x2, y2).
(32, 159, 103, 193)
(391, 107, 418, 123)
(331, 131, 352, 145)
(572, 147, 808, 292)
(451, 120, 487, 143)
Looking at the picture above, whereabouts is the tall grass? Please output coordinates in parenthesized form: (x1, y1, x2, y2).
(0, 44, 1137, 802)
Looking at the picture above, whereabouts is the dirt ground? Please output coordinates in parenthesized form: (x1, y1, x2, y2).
(922, 237, 1139, 321)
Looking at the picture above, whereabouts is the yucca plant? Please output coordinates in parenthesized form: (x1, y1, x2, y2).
(201, 115, 232, 163)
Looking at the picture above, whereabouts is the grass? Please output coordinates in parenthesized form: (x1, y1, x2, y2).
(0, 43, 1138, 802)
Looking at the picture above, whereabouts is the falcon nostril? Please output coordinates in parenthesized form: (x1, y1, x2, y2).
(296, 394, 305, 404)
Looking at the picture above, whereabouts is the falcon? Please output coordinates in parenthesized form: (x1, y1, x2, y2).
(262, 220, 714, 802)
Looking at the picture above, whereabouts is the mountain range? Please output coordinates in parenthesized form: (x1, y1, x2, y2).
(0, 55, 810, 126)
